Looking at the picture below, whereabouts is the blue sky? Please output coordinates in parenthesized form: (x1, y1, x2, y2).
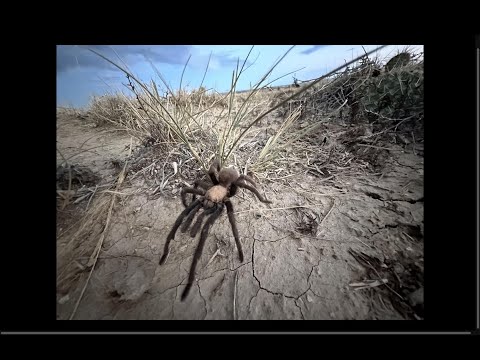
(57, 45, 424, 108)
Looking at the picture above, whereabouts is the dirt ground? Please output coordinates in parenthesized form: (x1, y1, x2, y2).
(56, 111, 424, 320)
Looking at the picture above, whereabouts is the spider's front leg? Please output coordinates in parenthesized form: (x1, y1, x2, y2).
(208, 159, 221, 185)
(237, 174, 257, 187)
(181, 187, 205, 208)
(194, 180, 212, 191)
(181, 203, 224, 301)
(160, 199, 201, 265)
(229, 174, 255, 197)
(235, 181, 272, 204)
(225, 199, 244, 262)
(180, 201, 203, 233)
(190, 206, 217, 238)
(189, 180, 212, 206)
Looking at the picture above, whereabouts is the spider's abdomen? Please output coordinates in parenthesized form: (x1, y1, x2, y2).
(218, 167, 239, 186)
(205, 185, 228, 203)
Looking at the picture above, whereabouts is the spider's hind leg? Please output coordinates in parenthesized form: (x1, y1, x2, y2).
(225, 199, 244, 262)
(160, 199, 201, 265)
(181, 203, 224, 301)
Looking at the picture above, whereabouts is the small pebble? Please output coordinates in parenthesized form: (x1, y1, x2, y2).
(58, 294, 70, 305)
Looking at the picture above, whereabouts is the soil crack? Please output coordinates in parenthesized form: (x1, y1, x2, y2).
(251, 234, 311, 300)
(295, 299, 305, 320)
(197, 281, 208, 319)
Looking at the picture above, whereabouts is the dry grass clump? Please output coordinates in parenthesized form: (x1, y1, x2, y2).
(57, 106, 88, 122)
(82, 45, 395, 184)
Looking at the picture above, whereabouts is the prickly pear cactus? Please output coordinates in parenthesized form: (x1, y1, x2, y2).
(385, 52, 411, 72)
(359, 62, 423, 120)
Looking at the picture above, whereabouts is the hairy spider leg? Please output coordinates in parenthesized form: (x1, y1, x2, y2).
(225, 199, 244, 262)
(159, 199, 201, 265)
(229, 175, 257, 197)
(208, 160, 221, 185)
(180, 201, 203, 233)
(235, 181, 272, 204)
(190, 206, 217, 237)
(229, 183, 238, 197)
(237, 174, 257, 187)
(189, 180, 212, 206)
(181, 203, 224, 301)
(181, 187, 205, 208)
(195, 180, 212, 190)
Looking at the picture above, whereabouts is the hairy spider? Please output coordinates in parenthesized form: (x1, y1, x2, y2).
(159, 159, 272, 301)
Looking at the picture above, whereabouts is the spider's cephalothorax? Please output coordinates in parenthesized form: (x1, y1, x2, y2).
(159, 159, 272, 301)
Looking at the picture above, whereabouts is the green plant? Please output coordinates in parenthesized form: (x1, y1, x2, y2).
(360, 61, 423, 119)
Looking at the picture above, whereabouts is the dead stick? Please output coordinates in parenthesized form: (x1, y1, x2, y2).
(85, 185, 98, 211)
(206, 248, 221, 267)
(368, 262, 405, 301)
(357, 144, 403, 151)
(355, 237, 372, 248)
(318, 197, 335, 227)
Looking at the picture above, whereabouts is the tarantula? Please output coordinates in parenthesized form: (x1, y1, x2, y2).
(159, 159, 272, 301)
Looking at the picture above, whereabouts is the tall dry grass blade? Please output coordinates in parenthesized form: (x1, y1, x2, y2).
(179, 54, 192, 92)
(218, 47, 296, 165)
(199, 52, 212, 89)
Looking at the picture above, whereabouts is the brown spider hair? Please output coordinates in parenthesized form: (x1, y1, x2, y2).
(159, 159, 271, 301)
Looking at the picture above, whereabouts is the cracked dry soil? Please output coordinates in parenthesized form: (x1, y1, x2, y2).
(57, 114, 424, 320)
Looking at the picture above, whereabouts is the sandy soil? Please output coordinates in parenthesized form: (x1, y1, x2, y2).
(56, 112, 424, 320)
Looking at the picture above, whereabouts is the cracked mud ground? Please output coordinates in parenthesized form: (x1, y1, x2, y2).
(57, 115, 424, 320)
